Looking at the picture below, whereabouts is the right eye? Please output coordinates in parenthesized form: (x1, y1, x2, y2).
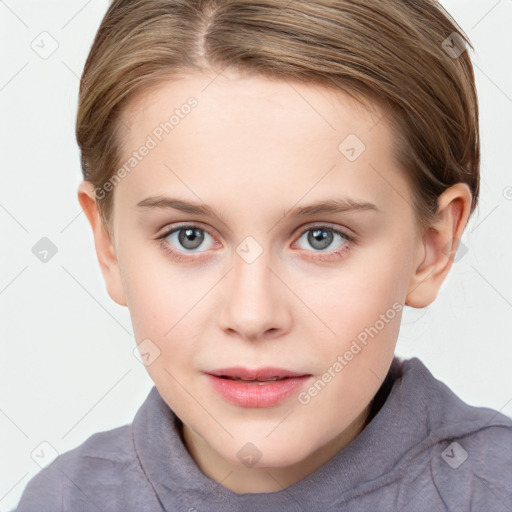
(157, 224, 218, 259)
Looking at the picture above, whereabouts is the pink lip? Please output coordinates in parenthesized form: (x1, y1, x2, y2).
(204, 367, 312, 408)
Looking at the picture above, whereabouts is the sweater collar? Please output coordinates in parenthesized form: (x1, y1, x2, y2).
(131, 357, 459, 509)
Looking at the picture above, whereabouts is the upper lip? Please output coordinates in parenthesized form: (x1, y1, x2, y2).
(206, 367, 310, 380)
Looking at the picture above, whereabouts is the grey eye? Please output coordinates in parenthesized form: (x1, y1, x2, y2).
(297, 227, 348, 252)
(166, 227, 214, 252)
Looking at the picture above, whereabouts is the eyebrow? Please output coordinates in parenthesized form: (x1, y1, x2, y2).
(136, 195, 379, 220)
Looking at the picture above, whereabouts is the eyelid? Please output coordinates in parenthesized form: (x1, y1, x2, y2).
(158, 221, 355, 241)
(157, 221, 218, 240)
(293, 222, 356, 242)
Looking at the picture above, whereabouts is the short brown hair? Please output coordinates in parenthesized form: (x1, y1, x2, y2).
(76, 0, 479, 236)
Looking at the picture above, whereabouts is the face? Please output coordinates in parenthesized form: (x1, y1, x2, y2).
(90, 69, 430, 490)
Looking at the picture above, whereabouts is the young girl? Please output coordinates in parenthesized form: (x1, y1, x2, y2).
(16, 0, 512, 510)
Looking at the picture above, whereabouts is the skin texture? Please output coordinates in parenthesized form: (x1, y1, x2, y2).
(78, 69, 472, 494)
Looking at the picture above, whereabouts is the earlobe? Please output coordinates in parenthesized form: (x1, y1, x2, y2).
(405, 183, 472, 308)
(77, 181, 127, 307)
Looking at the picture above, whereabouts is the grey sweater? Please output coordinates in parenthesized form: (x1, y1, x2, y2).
(15, 357, 512, 511)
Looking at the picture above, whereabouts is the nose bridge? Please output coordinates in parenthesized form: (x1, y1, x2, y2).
(234, 242, 272, 293)
(218, 237, 288, 339)
(231, 237, 276, 308)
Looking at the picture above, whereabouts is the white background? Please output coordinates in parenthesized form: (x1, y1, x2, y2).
(1, 0, 511, 509)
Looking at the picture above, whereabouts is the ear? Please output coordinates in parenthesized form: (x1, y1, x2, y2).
(77, 181, 127, 307)
(406, 183, 472, 308)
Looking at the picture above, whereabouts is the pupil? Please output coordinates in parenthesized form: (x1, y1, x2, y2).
(179, 228, 204, 249)
(309, 228, 332, 250)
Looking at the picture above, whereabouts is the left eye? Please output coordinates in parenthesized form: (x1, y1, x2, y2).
(295, 226, 350, 252)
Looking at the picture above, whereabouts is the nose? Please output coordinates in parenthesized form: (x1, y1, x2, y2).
(218, 244, 292, 342)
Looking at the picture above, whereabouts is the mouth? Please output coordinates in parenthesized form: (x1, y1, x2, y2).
(215, 376, 296, 385)
(206, 366, 310, 381)
(204, 367, 312, 408)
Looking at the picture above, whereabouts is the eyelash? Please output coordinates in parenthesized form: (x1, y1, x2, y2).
(156, 223, 356, 262)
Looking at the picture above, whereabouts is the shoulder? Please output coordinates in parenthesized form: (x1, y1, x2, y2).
(401, 358, 512, 510)
(431, 421, 512, 512)
(429, 411, 512, 511)
(15, 424, 152, 512)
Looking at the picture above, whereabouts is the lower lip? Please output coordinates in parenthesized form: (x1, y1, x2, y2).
(205, 374, 312, 408)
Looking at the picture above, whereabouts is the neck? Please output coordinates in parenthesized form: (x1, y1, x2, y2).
(181, 404, 370, 494)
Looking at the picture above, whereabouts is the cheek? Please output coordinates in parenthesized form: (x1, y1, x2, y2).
(320, 282, 402, 378)
(120, 250, 212, 367)
(349, 229, 415, 301)
(119, 239, 187, 327)
(304, 237, 409, 375)
(319, 252, 407, 328)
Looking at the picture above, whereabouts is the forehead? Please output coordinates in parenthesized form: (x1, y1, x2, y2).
(114, 70, 411, 220)
(121, 70, 384, 144)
